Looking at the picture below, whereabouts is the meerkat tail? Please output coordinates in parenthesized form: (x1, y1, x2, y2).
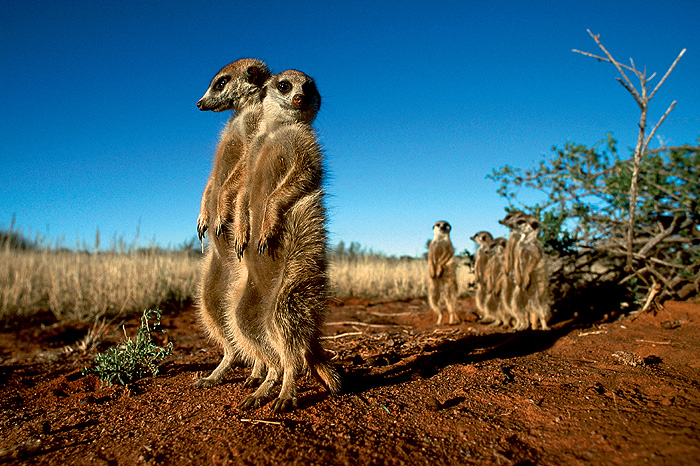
(305, 344, 342, 395)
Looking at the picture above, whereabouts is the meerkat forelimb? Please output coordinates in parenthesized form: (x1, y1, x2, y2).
(226, 70, 340, 412)
(428, 221, 459, 325)
(193, 58, 271, 389)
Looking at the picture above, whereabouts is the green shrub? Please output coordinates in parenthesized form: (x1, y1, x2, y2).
(83, 309, 173, 385)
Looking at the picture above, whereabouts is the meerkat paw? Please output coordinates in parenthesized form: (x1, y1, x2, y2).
(447, 316, 461, 325)
(214, 216, 227, 238)
(240, 394, 270, 410)
(271, 396, 297, 413)
(192, 377, 219, 389)
(257, 236, 270, 255)
(197, 215, 208, 242)
(232, 231, 248, 259)
(243, 376, 263, 389)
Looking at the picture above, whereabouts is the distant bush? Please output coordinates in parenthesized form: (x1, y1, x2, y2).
(488, 32, 698, 304)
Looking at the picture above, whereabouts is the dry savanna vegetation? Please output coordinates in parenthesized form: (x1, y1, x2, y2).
(0, 229, 471, 327)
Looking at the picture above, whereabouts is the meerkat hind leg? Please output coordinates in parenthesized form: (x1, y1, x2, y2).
(241, 365, 280, 410)
(243, 359, 267, 389)
(428, 281, 444, 325)
(271, 360, 301, 413)
(193, 345, 236, 388)
(444, 282, 459, 325)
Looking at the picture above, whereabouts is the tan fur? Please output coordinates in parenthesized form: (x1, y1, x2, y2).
(196, 58, 271, 257)
(499, 210, 527, 276)
(486, 237, 512, 327)
(428, 221, 459, 325)
(470, 231, 494, 322)
(225, 70, 340, 412)
(193, 59, 271, 388)
(510, 215, 551, 330)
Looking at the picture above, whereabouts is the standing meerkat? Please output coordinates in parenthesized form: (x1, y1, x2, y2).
(499, 210, 527, 277)
(193, 58, 271, 389)
(428, 221, 459, 325)
(498, 210, 531, 330)
(470, 230, 495, 323)
(225, 70, 341, 412)
(510, 215, 551, 330)
(487, 237, 513, 327)
(196, 58, 272, 255)
(470, 232, 509, 327)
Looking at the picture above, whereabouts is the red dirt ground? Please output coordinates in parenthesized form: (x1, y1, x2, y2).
(1, 297, 699, 465)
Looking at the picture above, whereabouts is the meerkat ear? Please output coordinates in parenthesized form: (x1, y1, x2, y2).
(246, 66, 268, 87)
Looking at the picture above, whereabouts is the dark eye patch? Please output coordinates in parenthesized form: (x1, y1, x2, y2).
(214, 76, 229, 91)
(277, 81, 292, 93)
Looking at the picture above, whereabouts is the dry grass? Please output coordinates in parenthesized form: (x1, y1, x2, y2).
(0, 245, 199, 323)
(329, 255, 475, 299)
(0, 236, 475, 324)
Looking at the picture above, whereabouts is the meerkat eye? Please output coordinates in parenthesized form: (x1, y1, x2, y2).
(214, 77, 229, 91)
(277, 81, 292, 93)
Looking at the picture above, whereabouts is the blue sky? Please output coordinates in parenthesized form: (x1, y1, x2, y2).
(1, 1, 698, 256)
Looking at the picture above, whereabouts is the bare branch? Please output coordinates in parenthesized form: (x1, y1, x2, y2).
(645, 101, 677, 148)
(585, 30, 643, 104)
(638, 216, 679, 256)
(616, 78, 639, 100)
(644, 144, 700, 155)
(649, 49, 687, 100)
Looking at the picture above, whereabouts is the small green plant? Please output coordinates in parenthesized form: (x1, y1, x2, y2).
(83, 309, 173, 385)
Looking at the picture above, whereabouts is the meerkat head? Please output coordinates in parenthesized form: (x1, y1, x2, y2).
(492, 237, 507, 250)
(433, 221, 452, 238)
(514, 215, 540, 236)
(470, 231, 494, 247)
(498, 210, 527, 229)
(260, 70, 321, 125)
(197, 58, 271, 113)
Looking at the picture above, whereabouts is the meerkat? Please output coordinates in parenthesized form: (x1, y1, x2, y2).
(428, 221, 459, 325)
(224, 70, 341, 412)
(196, 58, 271, 256)
(470, 232, 511, 327)
(498, 210, 527, 277)
(193, 58, 271, 389)
(510, 215, 551, 330)
(470, 230, 495, 322)
(486, 236, 514, 327)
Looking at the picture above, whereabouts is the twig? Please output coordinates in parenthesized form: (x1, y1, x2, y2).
(321, 331, 363, 340)
(578, 329, 607, 337)
(326, 321, 405, 328)
(645, 100, 677, 148)
(240, 418, 285, 426)
(641, 281, 663, 313)
(636, 339, 671, 345)
(645, 144, 700, 155)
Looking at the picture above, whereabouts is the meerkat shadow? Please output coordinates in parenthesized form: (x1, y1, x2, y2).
(342, 280, 632, 394)
(341, 329, 567, 393)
